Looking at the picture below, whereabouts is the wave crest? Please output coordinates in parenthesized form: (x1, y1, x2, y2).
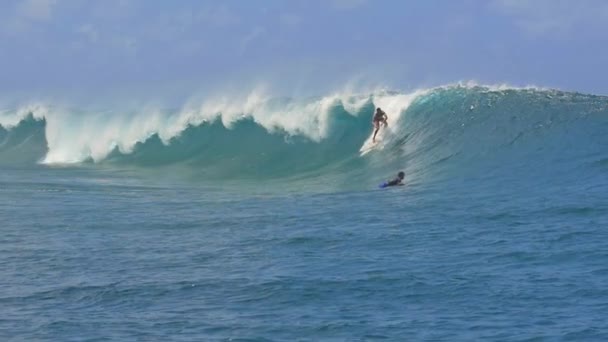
(2, 84, 607, 187)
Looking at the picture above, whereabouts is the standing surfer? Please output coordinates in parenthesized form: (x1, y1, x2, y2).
(372, 108, 388, 143)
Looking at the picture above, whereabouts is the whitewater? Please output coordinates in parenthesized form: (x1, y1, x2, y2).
(2, 83, 608, 341)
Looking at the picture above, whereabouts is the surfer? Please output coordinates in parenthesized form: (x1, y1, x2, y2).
(372, 107, 388, 143)
(381, 171, 405, 188)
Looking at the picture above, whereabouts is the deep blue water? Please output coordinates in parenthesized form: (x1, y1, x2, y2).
(2, 86, 608, 340)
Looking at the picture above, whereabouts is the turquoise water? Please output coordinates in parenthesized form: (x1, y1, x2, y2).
(2, 85, 608, 340)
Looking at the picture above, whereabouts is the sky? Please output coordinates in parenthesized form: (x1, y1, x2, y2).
(1, 0, 608, 101)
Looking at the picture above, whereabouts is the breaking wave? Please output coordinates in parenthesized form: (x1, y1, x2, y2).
(2, 84, 607, 188)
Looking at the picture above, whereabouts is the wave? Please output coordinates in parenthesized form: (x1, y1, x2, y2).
(2, 84, 608, 188)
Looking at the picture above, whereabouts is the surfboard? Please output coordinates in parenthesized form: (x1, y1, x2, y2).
(359, 138, 382, 155)
(359, 127, 387, 156)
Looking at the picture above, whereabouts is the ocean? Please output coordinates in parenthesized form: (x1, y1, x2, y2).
(1, 84, 608, 341)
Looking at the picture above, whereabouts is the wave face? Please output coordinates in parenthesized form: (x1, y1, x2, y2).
(2, 85, 608, 189)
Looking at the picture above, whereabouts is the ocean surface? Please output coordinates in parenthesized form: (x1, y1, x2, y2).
(1, 84, 608, 341)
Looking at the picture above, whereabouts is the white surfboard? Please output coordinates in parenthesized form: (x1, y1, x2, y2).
(359, 138, 382, 155)
(359, 128, 387, 156)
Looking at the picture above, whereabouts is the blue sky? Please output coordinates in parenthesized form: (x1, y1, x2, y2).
(1, 0, 608, 100)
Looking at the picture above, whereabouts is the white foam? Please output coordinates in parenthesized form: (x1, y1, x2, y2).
(1, 89, 374, 164)
(0, 103, 48, 128)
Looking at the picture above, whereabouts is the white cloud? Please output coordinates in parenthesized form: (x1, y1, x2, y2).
(77, 24, 99, 43)
(280, 13, 301, 27)
(198, 5, 239, 27)
(331, 0, 367, 10)
(492, 0, 608, 36)
(0, 0, 57, 35)
(240, 26, 266, 54)
(151, 4, 240, 40)
(17, 0, 57, 22)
